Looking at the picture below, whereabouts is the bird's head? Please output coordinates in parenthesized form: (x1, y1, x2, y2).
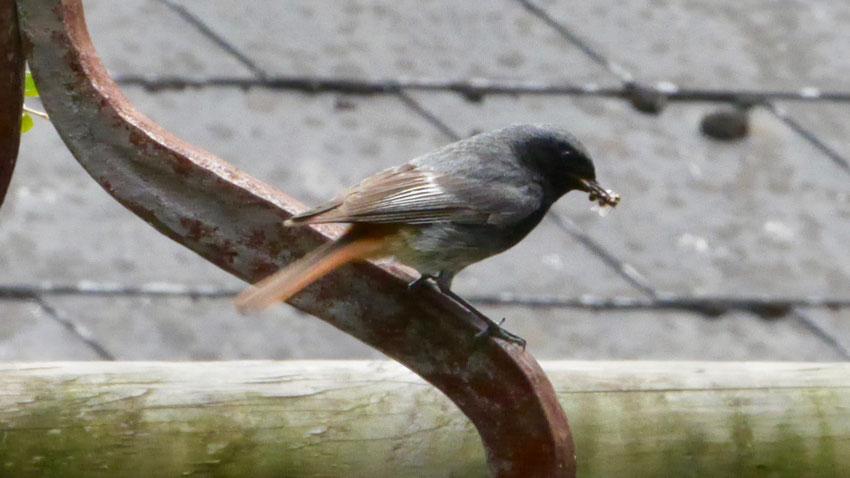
(504, 124, 620, 207)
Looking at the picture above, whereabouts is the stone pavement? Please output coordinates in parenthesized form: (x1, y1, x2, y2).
(1, 0, 848, 360)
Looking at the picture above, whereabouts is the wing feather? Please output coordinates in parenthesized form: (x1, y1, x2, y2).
(286, 163, 540, 226)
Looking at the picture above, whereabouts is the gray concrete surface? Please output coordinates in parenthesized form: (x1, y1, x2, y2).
(537, 0, 850, 90)
(1, 0, 848, 361)
(176, 0, 617, 84)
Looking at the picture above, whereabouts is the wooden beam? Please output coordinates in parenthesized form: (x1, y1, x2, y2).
(0, 361, 847, 477)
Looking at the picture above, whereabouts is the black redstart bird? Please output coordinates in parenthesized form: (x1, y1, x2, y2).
(236, 124, 620, 346)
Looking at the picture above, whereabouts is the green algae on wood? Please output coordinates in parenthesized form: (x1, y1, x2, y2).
(0, 361, 848, 478)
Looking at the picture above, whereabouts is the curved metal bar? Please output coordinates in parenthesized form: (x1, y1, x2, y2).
(0, 1, 24, 209)
(16, 1, 575, 476)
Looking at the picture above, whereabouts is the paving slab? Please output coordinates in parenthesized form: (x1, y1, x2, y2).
(533, 0, 850, 90)
(0, 302, 101, 360)
(81, 0, 253, 78)
(483, 306, 847, 361)
(46, 296, 384, 360)
(801, 309, 850, 357)
(169, 0, 617, 85)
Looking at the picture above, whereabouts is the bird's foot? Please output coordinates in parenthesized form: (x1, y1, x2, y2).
(408, 273, 438, 292)
(474, 318, 527, 350)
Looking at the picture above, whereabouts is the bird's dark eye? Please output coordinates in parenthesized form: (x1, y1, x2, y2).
(567, 154, 596, 180)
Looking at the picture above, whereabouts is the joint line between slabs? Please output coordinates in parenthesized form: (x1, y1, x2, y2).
(157, 0, 270, 80)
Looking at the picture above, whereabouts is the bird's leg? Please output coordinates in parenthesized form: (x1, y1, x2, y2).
(433, 272, 527, 349)
(407, 273, 439, 292)
(407, 272, 526, 348)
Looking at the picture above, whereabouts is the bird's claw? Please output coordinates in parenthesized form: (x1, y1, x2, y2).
(474, 318, 527, 350)
(407, 274, 437, 291)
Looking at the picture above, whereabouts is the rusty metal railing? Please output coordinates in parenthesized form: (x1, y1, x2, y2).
(4, 1, 576, 476)
(0, 1, 23, 209)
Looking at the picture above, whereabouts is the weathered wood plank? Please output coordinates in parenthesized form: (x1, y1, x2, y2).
(0, 361, 848, 477)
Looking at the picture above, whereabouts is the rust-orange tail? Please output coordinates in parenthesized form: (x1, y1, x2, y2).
(235, 233, 388, 313)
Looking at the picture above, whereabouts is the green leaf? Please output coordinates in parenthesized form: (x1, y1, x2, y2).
(24, 72, 39, 97)
(21, 112, 34, 133)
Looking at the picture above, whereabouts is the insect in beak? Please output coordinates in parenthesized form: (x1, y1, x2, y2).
(579, 178, 621, 207)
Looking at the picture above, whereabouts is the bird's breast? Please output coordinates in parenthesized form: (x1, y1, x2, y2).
(387, 219, 539, 276)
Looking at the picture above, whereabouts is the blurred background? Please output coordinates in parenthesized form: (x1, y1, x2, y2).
(2, 0, 849, 361)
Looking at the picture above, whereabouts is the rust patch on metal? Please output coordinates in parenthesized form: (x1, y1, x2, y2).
(179, 217, 219, 242)
(249, 259, 280, 281)
(18, 1, 576, 476)
(245, 229, 266, 249)
(207, 239, 238, 266)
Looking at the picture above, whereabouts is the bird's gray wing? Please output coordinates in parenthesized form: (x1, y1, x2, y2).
(286, 163, 541, 226)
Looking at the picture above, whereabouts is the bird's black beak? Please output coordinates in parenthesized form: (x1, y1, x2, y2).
(578, 178, 621, 207)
